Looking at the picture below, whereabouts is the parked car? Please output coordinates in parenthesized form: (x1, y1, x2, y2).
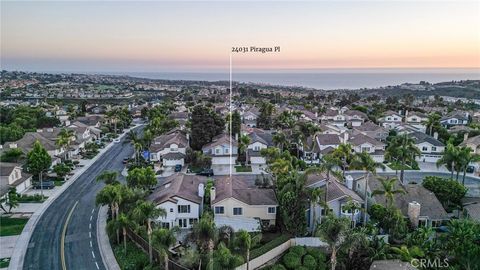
(122, 157, 130, 164)
(466, 165, 475, 173)
(113, 138, 121, 143)
(196, 168, 214, 177)
(33, 181, 55, 190)
(174, 164, 182, 172)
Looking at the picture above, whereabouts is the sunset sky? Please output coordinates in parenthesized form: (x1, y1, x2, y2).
(1, 1, 480, 72)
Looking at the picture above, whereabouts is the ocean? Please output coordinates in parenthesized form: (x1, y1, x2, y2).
(122, 68, 480, 90)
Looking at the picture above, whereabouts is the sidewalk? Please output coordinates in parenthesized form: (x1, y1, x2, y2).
(8, 125, 140, 270)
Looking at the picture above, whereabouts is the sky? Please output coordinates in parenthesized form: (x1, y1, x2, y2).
(1, 1, 480, 73)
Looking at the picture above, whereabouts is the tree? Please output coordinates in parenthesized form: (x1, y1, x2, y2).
(107, 213, 132, 255)
(126, 167, 157, 190)
(331, 144, 354, 177)
(316, 215, 351, 270)
(190, 105, 225, 150)
(152, 228, 176, 270)
(190, 212, 217, 268)
(238, 134, 251, 164)
(272, 131, 288, 152)
(208, 242, 244, 270)
(258, 101, 274, 129)
(371, 177, 406, 208)
(227, 111, 241, 138)
(342, 199, 361, 228)
(437, 143, 461, 180)
(56, 128, 75, 161)
(235, 230, 261, 270)
(386, 134, 420, 184)
(441, 219, 480, 269)
(424, 113, 441, 136)
(422, 176, 467, 209)
(53, 163, 71, 180)
(351, 151, 385, 225)
(457, 146, 480, 185)
(26, 140, 52, 198)
(0, 148, 24, 163)
(309, 187, 325, 232)
(96, 171, 119, 185)
(0, 188, 19, 213)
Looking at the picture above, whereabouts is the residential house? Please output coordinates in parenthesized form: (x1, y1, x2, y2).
(202, 134, 238, 175)
(168, 112, 189, 129)
(0, 163, 32, 197)
(440, 112, 469, 128)
(320, 108, 367, 127)
(405, 111, 428, 133)
(347, 133, 386, 163)
(242, 108, 260, 128)
(460, 135, 480, 154)
(379, 111, 403, 129)
(2, 132, 64, 166)
(409, 131, 445, 163)
(353, 174, 449, 228)
(147, 174, 205, 229)
(247, 130, 273, 169)
(353, 121, 389, 142)
(149, 130, 189, 167)
(211, 175, 278, 232)
(305, 173, 364, 229)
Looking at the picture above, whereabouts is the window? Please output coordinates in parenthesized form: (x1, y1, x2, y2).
(178, 205, 191, 213)
(215, 148, 221, 154)
(233, 207, 243, 215)
(214, 206, 224, 214)
(189, 218, 197, 225)
(170, 208, 173, 213)
(268, 207, 276, 214)
(432, 146, 437, 152)
(422, 146, 428, 151)
(225, 148, 229, 154)
(254, 146, 260, 151)
(361, 147, 371, 153)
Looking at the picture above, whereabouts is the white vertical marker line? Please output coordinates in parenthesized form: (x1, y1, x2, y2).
(229, 52, 233, 179)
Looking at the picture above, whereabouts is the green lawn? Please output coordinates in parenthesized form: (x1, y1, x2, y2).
(387, 162, 419, 171)
(112, 240, 155, 270)
(0, 216, 29, 236)
(235, 165, 252, 172)
(54, 180, 65, 186)
(0, 258, 10, 268)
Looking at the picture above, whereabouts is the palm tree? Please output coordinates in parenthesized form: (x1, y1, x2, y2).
(351, 151, 385, 225)
(133, 142, 143, 164)
(424, 113, 441, 136)
(437, 143, 460, 180)
(319, 154, 340, 206)
(96, 171, 119, 185)
(387, 134, 420, 184)
(235, 230, 261, 270)
(238, 134, 251, 165)
(131, 200, 167, 263)
(342, 199, 361, 228)
(371, 177, 406, 208)
(272, 131, 288, 152)
(107, 213, 132, 255)
(152, 228, 176, 270)
(191, 213, 217, 269)
(458, 146, 480, 185)
(331, 143, 354, 177)
(316, 215, 351, 270)
(309, 187, 325, 232)
(56, 128, 74, 161)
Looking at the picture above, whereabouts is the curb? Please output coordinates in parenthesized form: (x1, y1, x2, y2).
(8, 126, 138, 270)
(97, 206, 120, 270)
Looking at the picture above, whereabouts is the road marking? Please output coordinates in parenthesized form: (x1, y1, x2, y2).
(90, 240, 93, 247)
(91, 208, 95, 214)
(90, 215, 93, 221)
(95, 262, 100, 269)
(89, 232, 92, 238)
(89, 223, 92, 229)
(61, 201, 79, 270)
(91, 250, 96, 259)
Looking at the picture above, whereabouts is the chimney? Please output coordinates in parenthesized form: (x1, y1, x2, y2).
(343, 132, 349, 143)
(198, 183, 205, 197)
(210, 187, 216, 202)
(433, 132, 438, 140)
(345, 175, 354, 190)
(408, 201, 421, 228)
(464, 133, 469, 142)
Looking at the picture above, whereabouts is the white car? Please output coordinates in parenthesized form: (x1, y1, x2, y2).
(113, 138, 121, 143)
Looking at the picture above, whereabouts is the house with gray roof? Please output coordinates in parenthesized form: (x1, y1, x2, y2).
(440, 112, 469, 128)
(202, 133, 238, 175)
(149, 129, 189, 168)
(347, 132, 386, 163)
(246, 130, 273, 168)
(0, 162, 32, 199)
(353, 121, 389, 142)
(305, 172, 364, 230)
(409, 131, 445, 163)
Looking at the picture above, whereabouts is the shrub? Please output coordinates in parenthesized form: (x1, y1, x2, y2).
(271, 265, 287, 270)
(289, 246, 306, 257)
(305, 248, 326, 268)
(302, 254, 317, 270)
(283, 252, 301, 269)
(297, 267, 308, 270)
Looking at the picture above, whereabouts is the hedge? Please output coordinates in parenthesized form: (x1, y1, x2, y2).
(250, 234, 291, 259)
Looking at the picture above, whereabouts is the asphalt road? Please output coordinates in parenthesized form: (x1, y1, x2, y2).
(23, 136, 134, 270)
